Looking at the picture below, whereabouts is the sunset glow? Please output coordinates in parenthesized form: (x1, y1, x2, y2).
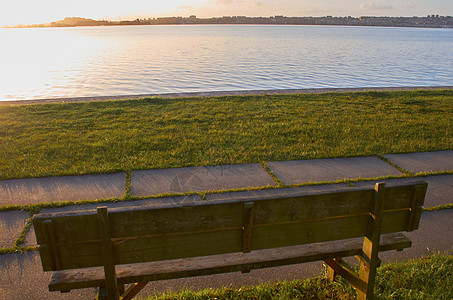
(2, 0, 453, 27)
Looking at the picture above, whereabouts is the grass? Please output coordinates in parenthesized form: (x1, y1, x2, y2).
(422, 203, 453, 212)
(0, 89, 452, 180)
(143, 252, 453, 300)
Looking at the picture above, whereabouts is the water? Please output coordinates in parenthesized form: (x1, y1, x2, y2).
(0, 25, 452, 101)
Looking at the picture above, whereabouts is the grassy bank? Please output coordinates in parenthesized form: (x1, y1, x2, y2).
(1, 89, 452, 179)
(145, 252, 453, 300)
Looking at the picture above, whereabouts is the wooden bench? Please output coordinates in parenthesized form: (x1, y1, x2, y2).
(33, 181, 427, 300)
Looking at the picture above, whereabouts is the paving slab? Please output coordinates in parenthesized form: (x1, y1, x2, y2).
(131, 164, 276, 197)
(352, 174, 453, 207)
(266, 156, 402, 185)
(0, 173, 126, 206)
(0, 211, 29, 248)
(0, 252, 96, 299)
(422, 174, 453, 206)
(383, 150, 453, 173)
(206, 183, 350, 202)
(23, 225, 37, 248)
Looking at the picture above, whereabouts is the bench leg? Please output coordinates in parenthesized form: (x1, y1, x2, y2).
(97, 283, 146, 300)
(355, 182, 385, 300)
(325, 183, 385, 300)
(356, 240, 381, 300)
(324, 258, 367, 294)
(118, 284, 125, 295)
(326, 258, 341, 281)
(96, 287, 108, 300)
(325, 255, 378, 300)
(121, 282, 148, 300)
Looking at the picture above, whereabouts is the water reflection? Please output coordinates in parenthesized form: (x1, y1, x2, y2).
(0, 25, 452, 101)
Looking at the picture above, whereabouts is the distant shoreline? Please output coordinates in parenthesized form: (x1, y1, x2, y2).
(4, 15, 453, 29)
(2, 86, 452, 106)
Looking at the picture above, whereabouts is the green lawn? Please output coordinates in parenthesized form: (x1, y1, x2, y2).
(1, 89, 452, 179)
(144, 252, 453, 300)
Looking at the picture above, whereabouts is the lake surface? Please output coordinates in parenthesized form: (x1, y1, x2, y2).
(1, 25, 452, 101)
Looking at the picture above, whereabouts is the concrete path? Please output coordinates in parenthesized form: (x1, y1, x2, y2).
(0, 150, 452, 299)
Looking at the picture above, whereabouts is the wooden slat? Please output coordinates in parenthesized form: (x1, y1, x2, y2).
(382, 184, 417, 210)
(49, 232, 411, 292)
(49, 227, 242, 269)
(252, 190, 374, 225)
(381, 209, 412, 233)
(113, 229, 243, 264)
(109, 202, 243, 238)
(34, 212, 99, 244)
(252, 214, 369, 249)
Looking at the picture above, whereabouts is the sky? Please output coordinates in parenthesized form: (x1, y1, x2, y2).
(1, 0, 453, 27)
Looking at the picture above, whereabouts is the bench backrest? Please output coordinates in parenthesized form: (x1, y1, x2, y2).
(33, 181, 427, 272)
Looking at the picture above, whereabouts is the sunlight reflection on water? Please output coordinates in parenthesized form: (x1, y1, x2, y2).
(0, 25, 452, 100)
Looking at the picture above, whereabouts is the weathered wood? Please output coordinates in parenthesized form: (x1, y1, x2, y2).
(42, 220, 61, 270)
(326, 257, 341, 281)
(357, 182, 385, 300)
(324, 258, 368, 292)
(241, 201, 254, 273)
(408, 183, 428, 231)
(48, 232, 411, 292)
(36, 207, 416, 272)
(121, 282, 148, 300)
(96, 286, 108, 300)
(325, 183, 387, 300)
(33, 183, 422, 243)
(242, 202, 254, 253)
(118, 284, 124, 296)
(37, 244, 53, 272)
(97, 207, 119, 300)
(34, 183, 424, 271)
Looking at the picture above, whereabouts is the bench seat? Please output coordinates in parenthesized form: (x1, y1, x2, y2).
(50, 232, 411, 292)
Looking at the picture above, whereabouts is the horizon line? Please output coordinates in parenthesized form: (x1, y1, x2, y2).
(4, 14, 453, 28)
